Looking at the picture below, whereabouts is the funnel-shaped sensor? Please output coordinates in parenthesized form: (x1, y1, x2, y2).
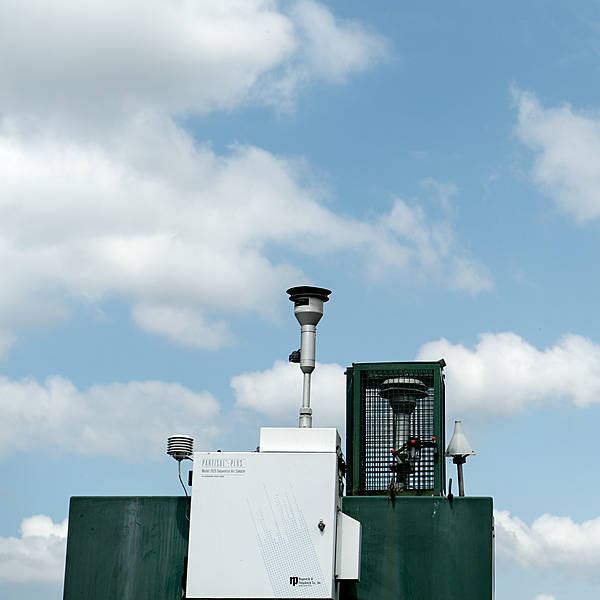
(380, 378, 428, 453)
(445, 420, 475, 458)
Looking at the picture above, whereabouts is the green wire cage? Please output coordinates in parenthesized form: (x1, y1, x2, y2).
(345, 361, 446, 496)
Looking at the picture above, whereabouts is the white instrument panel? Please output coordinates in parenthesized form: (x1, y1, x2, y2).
(186, 451, 339, 599)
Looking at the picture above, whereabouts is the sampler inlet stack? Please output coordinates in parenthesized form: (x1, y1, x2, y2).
(185, 285, 360, 599)
(287, 285, 332, 428)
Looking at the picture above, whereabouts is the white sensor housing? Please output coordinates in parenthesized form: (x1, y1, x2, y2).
(167, 434, 194, 461)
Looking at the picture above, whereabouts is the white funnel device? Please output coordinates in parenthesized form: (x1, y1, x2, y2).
(287, 285, 332, 428)
(445, 420, 475, 497)
(446, 420, 475, 458)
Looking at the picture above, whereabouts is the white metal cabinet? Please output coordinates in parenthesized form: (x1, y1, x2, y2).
(187, 451, 338, 598)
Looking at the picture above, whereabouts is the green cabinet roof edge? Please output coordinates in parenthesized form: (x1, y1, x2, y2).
(346, 361, 446, 370)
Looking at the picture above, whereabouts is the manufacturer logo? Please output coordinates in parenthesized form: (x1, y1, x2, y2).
(289, 576, 320, 587)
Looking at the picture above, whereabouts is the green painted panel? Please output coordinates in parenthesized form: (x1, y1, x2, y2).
(64, 496, 492, 600)
(63, 496, 189, 600)
(341, 496, 493, 600)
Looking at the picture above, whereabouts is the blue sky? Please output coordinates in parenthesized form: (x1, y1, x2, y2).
(1, 2, 599, 599)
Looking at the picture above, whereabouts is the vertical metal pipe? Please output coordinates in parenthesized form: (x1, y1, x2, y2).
(300, 325, 316, 373)
(392, 412, 411, 453)
(457, 462, 465, 497)
(298, 324, 315, 428)
(302, 371, 312, 409)
(299, 372, 312, 428)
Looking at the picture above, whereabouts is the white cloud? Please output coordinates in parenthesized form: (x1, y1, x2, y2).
(0, 515, 67, 583)
(0, 2, 490, 350)
(416, 332, 600, 415)
(0, 374, 219, 458)
(132, 304, 234, 349)
(231, 360, 346, 432)
(535, 595, 556, 600)
(0, 3, 489, 350)
(0, 117, 491, 349)
(514, 89, 600, 223)
(385, 193, 493, 293)
(0, 0, 385, 129)
(291, 0, 387, 83)
(496, 509, 600, 580)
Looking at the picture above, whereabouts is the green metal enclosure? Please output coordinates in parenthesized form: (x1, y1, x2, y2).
(341, 496, 494, 600)
(342, 361, 493, 599)
(63, 495, 493, 600)
(346, 362, 446, 496)
(63, 497, 189, 599)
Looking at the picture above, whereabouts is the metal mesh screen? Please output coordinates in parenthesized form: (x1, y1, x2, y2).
(360, 368, 436, 494)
